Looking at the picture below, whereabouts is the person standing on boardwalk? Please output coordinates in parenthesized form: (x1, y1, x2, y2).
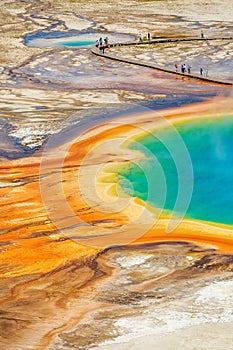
(187, 64, 191, 74)
(147, 32, 151, 41)
(181, 64, 186, 73)
(201, 30, 204, 38)
(174, 63, 178, 72)
(200, 67, 203, 75)
(104, 37, 109, 46)
(99, 41, 104, 54)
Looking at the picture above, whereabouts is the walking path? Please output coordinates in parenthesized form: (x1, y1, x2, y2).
(91, 37, 233, 86)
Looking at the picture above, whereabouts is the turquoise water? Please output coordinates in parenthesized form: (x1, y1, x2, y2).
(117, 116, 233, 225)
(58, 40, 96, 47)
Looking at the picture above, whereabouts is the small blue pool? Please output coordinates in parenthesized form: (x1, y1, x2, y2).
(25, 31, 134, 48)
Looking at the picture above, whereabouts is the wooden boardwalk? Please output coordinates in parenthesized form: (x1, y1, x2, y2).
(91, 37, 233, 86)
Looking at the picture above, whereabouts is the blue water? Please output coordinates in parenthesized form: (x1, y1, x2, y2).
(58, 40, 96, 47)
(116, 115, 233, 225)
(25, 30, 135, 48)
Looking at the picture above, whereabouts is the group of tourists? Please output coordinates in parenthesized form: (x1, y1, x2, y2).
(139, 32, 151, 42)
(95, 36, 109, 54)
(175, 63, 208, 76)
(174, 63, 191, 74)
